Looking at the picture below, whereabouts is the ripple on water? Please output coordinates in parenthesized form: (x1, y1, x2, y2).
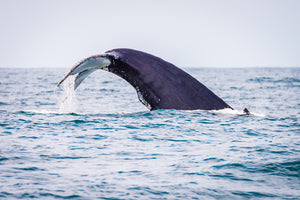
(0, 68, 299, 199)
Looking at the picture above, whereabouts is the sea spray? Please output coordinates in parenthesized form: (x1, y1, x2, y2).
(58, 75, 78, 113)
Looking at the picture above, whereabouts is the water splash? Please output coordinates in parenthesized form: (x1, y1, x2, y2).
(58, 75, 78, 114)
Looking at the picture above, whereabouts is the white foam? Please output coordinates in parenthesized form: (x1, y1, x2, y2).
(25, 109, 58, 114)
(213, 108, 244, 115)
(247, 111, 266, 117)
(212, 108, 265, 117)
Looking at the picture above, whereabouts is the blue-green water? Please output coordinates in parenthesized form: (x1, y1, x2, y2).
(0, 68, 299, 199)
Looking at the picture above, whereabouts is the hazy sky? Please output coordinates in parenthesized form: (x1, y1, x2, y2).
(0, 0, 299, 68)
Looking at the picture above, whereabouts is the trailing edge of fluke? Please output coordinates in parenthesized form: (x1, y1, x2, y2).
(57, 48, 238, 111)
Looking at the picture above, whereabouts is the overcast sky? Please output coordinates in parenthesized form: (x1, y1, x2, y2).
(0, 0, 299, 68)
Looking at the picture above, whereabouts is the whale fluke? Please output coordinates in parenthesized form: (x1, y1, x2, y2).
(57, 48, 233, 111)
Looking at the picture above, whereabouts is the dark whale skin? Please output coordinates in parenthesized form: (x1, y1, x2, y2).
(105, 48, 232, 110)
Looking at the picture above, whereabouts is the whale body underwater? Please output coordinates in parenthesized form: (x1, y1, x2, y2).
(58, 48, 248, 113)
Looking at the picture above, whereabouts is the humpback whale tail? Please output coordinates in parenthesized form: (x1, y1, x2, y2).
(57, 48, 234, 111)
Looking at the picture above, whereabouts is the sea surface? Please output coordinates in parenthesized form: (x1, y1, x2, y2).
(0, 67, 299, 199)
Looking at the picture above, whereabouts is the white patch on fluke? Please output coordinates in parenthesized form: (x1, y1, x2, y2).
(58, 75, 78, 114)
(72, 56, 110, 89)
(70, 56, 111, 75)
(105, 51, 120, 60)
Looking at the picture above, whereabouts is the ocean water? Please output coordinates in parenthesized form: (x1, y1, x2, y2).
(0, 67, 299, 199)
